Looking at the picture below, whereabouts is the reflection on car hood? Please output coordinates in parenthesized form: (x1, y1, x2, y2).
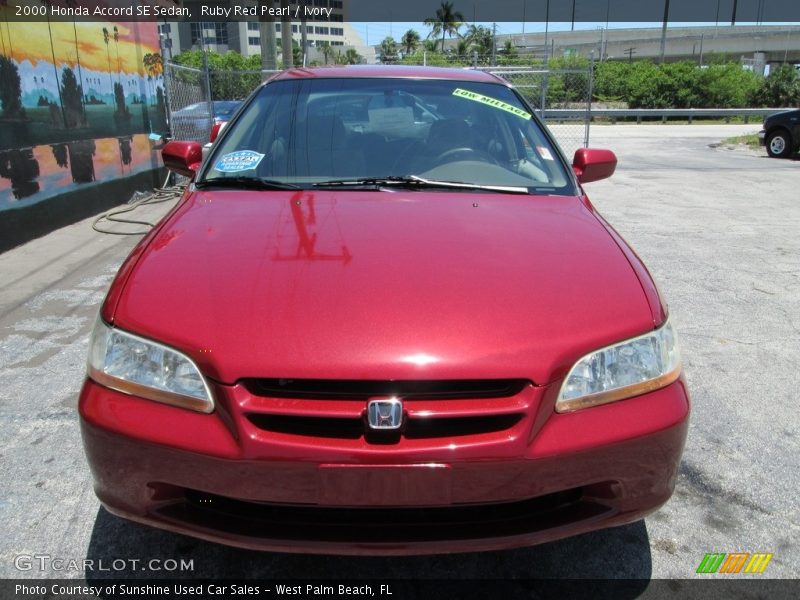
(112, 190, 653, 385)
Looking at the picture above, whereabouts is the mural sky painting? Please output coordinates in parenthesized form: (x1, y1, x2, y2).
(0, 14, 166, 209)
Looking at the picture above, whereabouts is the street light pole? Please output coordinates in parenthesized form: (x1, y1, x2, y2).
(660, 0, 670, 64)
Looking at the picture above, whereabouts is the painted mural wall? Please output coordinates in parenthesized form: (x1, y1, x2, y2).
(0, 16, 167, 217)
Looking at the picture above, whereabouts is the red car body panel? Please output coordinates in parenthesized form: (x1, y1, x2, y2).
(80, 377, 688, 555)
(79, 65, 689, 554)
(110, 190, 654, 386)
(272, 65, 506, 84)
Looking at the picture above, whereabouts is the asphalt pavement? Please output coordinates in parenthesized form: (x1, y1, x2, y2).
(0, 124, 797, 584)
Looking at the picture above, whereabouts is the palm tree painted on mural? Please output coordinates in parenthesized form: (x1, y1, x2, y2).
(142, 53, 163, 106)
(424, 1, 463, 52)
(0, 0, 15, 60)
(102, 27, 113, 102)
(113, 25, 121, 85)
(40, 0, 66, 127)
(64, 0, 86, 121)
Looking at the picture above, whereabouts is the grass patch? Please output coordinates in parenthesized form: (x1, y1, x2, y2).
(722, 133, 760, 149)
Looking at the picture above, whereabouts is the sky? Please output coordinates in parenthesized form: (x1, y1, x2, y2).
(350, 21, 795, 46)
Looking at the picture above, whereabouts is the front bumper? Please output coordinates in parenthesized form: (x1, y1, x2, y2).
(758, 129, 766, 145)
(79, 377, 689, 555)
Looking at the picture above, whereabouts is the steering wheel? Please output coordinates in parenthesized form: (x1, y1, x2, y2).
(432, 147, 499, 167)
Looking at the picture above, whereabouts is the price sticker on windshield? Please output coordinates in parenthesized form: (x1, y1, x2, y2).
(215, 150, 264, 173)
(452, 88, 532, 120)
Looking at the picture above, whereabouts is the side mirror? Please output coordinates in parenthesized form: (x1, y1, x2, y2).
(209, 121, 227, 143)
(162, 141, 203, 177)
(572, 148, 617, 184)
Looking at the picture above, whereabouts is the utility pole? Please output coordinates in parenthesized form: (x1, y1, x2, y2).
(660, 0, 670, 64)
(571, 0, 576, 31)
(492, 22, 497, 66)
(280, 0, 292, 69)
(300, 0, 308, 66)
(699, 33, 704, 66)
(544, 0, 550, 65)
(259, 0, 278, 73)
(598, 27, 604, 61)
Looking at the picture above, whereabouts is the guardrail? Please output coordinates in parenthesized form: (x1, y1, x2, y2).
(545, 108, 785, 124)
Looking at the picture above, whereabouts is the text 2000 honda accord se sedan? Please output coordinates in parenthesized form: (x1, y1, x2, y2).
(79, 66, 689, 555)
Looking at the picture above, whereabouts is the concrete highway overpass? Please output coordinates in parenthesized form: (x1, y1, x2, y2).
(492, 25, 800, 70)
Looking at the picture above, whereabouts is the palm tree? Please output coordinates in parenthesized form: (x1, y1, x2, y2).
(380, 36, 397, 63)
(344, 48, 362, 65)
(424, 1, 463, 52)
(401, 29, 421, 55)
(464, 24, 493, 58)
(317, 41, 333, 65)
(502, 40, 519, 59)
(422, 39, 438, 53)
(454, 38, 470, 59)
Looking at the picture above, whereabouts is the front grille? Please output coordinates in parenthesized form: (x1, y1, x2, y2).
(153, 487, 608, 544)
(243, 378, 529, 400)
(246, 413, 522, 439)
(239, 379, 534, 443)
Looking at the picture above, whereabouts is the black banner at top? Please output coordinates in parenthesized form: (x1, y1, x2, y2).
(3, 0, 800, 23)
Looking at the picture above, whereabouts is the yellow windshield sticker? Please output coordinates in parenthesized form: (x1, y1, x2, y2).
(452, 88, 532, 120)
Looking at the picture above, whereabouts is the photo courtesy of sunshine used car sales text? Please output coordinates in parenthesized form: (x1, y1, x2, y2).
(13, 583, 392, 597)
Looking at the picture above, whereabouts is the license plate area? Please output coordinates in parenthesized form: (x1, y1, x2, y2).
(318, 464, 452, 506)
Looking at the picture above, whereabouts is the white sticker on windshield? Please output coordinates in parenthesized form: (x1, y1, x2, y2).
(214, 150, 264, 173)
(537, 146, 554, 161)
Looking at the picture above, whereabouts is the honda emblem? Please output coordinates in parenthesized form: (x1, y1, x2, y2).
(366, 397, 403, 430)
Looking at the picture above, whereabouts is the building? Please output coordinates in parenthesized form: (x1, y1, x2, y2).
(160, 0, 369, 62)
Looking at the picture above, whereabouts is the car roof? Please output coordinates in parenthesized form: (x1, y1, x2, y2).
(270, 65, 508, 85)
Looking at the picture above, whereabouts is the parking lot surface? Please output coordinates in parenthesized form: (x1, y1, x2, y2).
(0, 124, 797, 582)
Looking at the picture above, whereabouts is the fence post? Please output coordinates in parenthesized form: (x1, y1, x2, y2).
(539, 39, 549, 120)
(585, 56, 595, 148)
(202, 50, 213, 132)
(163, 62, 174, 138)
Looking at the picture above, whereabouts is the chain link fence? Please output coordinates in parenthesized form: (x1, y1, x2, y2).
(164, 62, 593, 158)
(163, 62, 213, 143)
(164, 62, 277, 143)
(476, 66, 593, 159)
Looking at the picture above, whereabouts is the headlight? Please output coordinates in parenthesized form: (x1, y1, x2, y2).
(556, 319, 681, 413)
(87, 318, 214, 413)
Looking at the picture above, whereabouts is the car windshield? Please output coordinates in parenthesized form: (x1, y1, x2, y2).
(213, 101, 241, 117)
(200, 77, 574, 194)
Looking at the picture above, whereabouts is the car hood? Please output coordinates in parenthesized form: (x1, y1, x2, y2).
(766, 108, 800, 123)
(111, 189, 654, 385)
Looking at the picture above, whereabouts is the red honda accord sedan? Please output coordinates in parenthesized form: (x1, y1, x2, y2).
(79, 66, 689, 555)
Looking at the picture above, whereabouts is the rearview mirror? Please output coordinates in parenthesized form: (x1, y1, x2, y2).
(162, 141, 203, 178)
(572, 148, 617, 184)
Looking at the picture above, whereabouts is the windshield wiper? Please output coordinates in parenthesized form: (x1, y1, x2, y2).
(196, 176, 300, 190)
(312, 175, 529, 194)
